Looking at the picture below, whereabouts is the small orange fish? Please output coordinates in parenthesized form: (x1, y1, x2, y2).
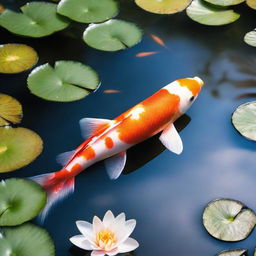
(135, 51, 159, 57)
(31, 77, 204, 219)
(103, 89, 121, 94)
(0, 4, 5, 14)
(150, 34, 167, 48)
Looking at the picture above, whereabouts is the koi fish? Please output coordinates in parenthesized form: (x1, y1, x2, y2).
(135, 51, 159, 57)
(31, 77, 204, 219)
(150, 34, 166, 48)
(103, 89, 121, 94)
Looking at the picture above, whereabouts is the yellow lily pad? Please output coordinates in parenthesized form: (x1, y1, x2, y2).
(0, 44, 38, 74)
(246, 0, 256, 9)
(0, 94, 23, 126)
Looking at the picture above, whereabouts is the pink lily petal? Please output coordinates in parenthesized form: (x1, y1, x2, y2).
(76, 221, 94, 242)
(118, 237, 139, 253)
(70, 235, 94, 250)
(103, 210, 115, 227)
(93, 216, 105, 234)
(91, 250, 106, 256)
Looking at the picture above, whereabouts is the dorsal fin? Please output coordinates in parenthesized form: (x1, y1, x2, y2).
(79, 118, 113, 139)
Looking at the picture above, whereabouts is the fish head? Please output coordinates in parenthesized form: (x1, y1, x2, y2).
(164, 76, 204, 114)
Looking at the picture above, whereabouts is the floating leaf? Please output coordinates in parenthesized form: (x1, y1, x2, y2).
(83, 19, 142, 51)
(135, 0, 192, 14)
(57, 0, 118, 23)
(0, 2, 69, 38)
(244, 30, 256, 47)
(0, 127, 43, 173)
(246, 0, 256, 9)
(204, 0, 245, 6)
(0, 94, 22, 127)
(28, 61, 100, 102)
(232, 101, 256, 141)
(186, 0, 240, 26)
(0, 223, 55, 256)
(0, 179, 46, 226)
(216, 249, 247, 256)
(203, 199, 256, 241)
(0, 44, 38, 74)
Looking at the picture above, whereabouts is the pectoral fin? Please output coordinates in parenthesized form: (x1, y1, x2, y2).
(159, 123, 183, 155)
(104, 151, 127, 180)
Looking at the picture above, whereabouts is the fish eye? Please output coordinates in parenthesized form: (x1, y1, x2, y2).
(189, 96, 195, 102)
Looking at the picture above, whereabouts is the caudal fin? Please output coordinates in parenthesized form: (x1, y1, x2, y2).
(30, 172, 75, 222)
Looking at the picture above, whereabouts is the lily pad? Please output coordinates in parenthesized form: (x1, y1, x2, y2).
(0, 2, 69, 38)
(0, 127, 43, 173)
(0, 94, 22, 127)
(27, 61, 100, 102)
(204, 0, 245, 6)
(0, 44, 38, 74)
(0, 178, 46, 226)
(57, 0, 118, 23)
(134, 0, 192, 14)
(203, 199, 256, 241)
(246, 0, 256, 9)
(244, 30, 256, 47)
(232, 101, 256, 141)
(186, 0, 240, 26)
(216, 249, 247, 256)
(0, 223, 55, 256)
(83, 19, 142, 51)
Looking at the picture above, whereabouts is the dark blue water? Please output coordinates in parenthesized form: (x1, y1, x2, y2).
(1, 1, 256, 256)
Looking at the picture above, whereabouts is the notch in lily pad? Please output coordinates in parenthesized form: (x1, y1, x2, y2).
(135, 0, 192, 14)
(0, 127, 43, 173)
(0, 2, 70, 38)
(83, 19, 142, 52)
(57, 0, 119, 23)
(28, 61, 100, 102)
(203, 198, 256, 241)
(216, 249, 248, 256)
(0, 178, 46, 226)
(186, 0, 240, 26)
(0, 94, 22, 127)
(0, 223, 55, 256)
(232, 101, 256, 141)
(0, 44, 38, 74)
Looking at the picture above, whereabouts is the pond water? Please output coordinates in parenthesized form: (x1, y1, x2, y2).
(1, 1, 256, 256)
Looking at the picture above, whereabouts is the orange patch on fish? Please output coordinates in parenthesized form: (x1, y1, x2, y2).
(117, 89, 180, 144)
(105, 137, 114, 149)
(103, 89, 121, 94)
(71, 163, 83, 172)
(150, 34, 166, 48)
(135, 51, 158, 57)
(82, 146, 96, 160)
(178, 78, 201, 96)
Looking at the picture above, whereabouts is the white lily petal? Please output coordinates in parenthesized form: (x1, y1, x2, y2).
(76, 221, 94, 241)
(116, 219, 136, 244)
(91, 250, 106, 256)
(103, 210, 115, 227)
(93, 216, 105, 234)
(118, 237, 139, 253)
(115, 213, 126, 226)
(70, 235, 93, 250)
(106, 248, 119, 256)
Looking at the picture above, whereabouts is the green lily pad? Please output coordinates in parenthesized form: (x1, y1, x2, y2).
(0, 44, 38, 74)
(0, 94, 22, 127)
(135, 0, 192, 14)
(203, 199, 256, 241)
(204, 0, 245, 6)
(27, 61, 100, 102)
(0, 178, 46, 226)
(232, 101, 256, 141)
(0, 2, 69, 38)
(83, 19, 142, 51)
(246, 0, 256, 9)
(57, 0, 118, 23)
(0, 223, 55, 256)
(244, 30, 256, 47)
(0, 127, 43, 173)
(186, 0, 240, 26)
(216, 249, 248, 256)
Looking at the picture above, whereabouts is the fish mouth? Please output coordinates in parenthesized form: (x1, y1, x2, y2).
(193, 76, 204, 87)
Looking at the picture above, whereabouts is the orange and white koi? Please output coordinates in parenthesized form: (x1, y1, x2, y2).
(31, 77, 204, 219)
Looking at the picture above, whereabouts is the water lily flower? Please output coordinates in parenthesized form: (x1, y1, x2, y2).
(70, 210, 139, 256)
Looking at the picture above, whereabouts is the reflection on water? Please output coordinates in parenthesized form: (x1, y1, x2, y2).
(1, 1, 256, 256)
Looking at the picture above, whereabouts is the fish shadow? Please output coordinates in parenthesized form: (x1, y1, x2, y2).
(123, 114, 191, 175)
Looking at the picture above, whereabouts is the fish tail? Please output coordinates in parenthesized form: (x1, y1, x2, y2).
(30, 171, 75, 222)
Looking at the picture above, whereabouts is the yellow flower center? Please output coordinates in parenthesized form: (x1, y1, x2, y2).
(96, 230, 116, 251)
